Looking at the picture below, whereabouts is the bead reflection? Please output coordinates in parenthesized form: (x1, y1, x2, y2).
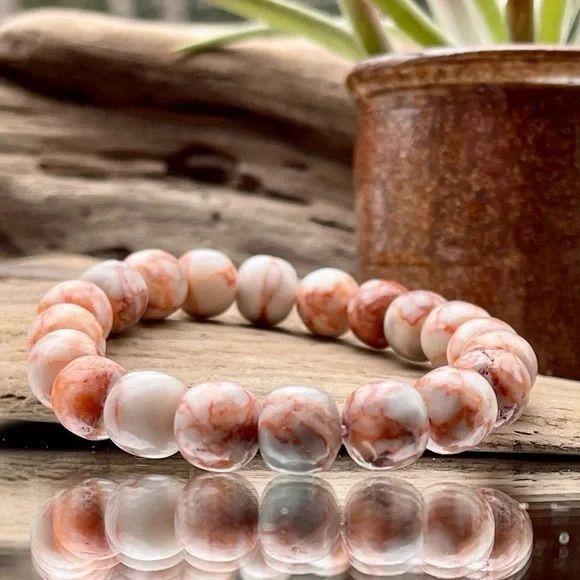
(31, 474, 533, 579)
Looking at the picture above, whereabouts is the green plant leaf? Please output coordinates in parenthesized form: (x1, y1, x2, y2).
(506, 0, 534, 42)
(426, 0, 490, 45)
(175, 23, 276, 55)
(473, 0, 510, 42)
(208, 0, 364, 59)
(340, 0, 392, 55)
(371, 0, 454, 46)
(537, 0, 575, 43)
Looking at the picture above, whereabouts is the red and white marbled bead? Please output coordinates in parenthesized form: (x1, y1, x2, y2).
(415, 366, 498, 454)
(236, 255, 298, 326)
(31, 495, 112, 580)
(103, 370, 187, 459)
(480, 488, 533, 578)
(179, 249, 238, 319)
(461, 329, 539, 383)
(51, 355, 126, 440)
(174, 382, 261, 471)
(344, 478, 423, 572)
(258, 386, 342, 473)
(455, 348, 532, 427)
(37, 279, 114, 337)
(383, 290, 446, 362)
(421, 483, 494, 577)
(125, 249, 187, 320)
(420, 301, 490, 367)
(176, 474, 258, 565)
(446, 317, 515, 365)
(27, 329, 101, 409)
(296, 267, 358, 337)
(27, 303, 106, 354)
(347, 279, 407, 349)
(259, 477, 341, 566)
(342, 380, 429, 469)
(52, 478, 117, 561)
(104, 475, 183, 563)
(81, 259, 149, 334)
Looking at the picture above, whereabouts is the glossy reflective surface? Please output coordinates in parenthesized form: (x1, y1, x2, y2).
(22, 472, 539, 578)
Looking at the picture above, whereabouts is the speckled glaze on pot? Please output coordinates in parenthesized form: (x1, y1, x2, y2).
(348, 47, 580, 379)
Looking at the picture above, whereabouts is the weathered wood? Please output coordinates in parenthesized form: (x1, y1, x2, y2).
(0, 9, 355, 145)
(1, 254, 579, 455)
(0, 79, 355, 270)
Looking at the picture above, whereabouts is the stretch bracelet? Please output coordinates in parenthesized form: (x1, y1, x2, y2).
(26, 249, 537, 473)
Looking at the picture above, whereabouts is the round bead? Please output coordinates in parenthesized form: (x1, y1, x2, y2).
(52, 478, 117, 561)
(446, 317, 515, 365)
(81, 259, 148, 334)
(104, 475, 182, 562)
(455, 347, 532, 427)
(344, 478, 423, 570)
(259, 477, 341, 565)
(347, 279, 407, 349)
(174, 382, 260, 471)
(179, 249, 237, 319)
(480, 488, 533, 578)
(415, 366, 498, 454)
(37, 279, 114, 337)
(27, 303, 106, 354)
(421, 483, 494, 577)
(31, 496, 96, 577)
(259, 386, 341, 473)
(175, 474, 258, 564)
(236, 255, 298, 326)
(27, 329, 100, 409)
(420, 300, 490, 367)
(125, 249, 188, 320)
(383, 290, 446, 362)
(103, 371, 187, 458)
(52, 355, 126, 440)
(296, 267, 358, 337)
(461, 329, 538, 383)
(342, 380, 429, 469)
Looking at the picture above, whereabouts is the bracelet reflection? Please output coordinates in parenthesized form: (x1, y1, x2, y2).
(31, 474, 532, 579)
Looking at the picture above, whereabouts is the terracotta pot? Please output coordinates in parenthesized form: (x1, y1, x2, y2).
(347, 47, 580, 379)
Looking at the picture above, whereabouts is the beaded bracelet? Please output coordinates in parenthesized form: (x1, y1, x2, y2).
(33, 474, 533, 579)
(26, 249, 537, 473)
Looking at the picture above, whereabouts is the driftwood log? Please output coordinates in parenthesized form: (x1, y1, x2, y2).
(1, 253, 579, 455)
(0, 9, 355, 273)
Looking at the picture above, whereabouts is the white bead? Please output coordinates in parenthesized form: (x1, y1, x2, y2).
(446, 317, 515, 364)
(421, 483, 494, 577)
(420, 300, 490, 367)
(415, 366, 498, 454)
(461, 329, 538, 383)
(104, 475, 182, 562)
(383, 290, 446, 362)
(179, 249, 237, 318)
(27, 303, 106, 355)
(103, 371, 187, 458)
(125, 249, 188, 320)
(236, 255, 298, 326)
(37, 279, 114, 337)
(81, 259, 148, 334)
(27, 329, 100, 409)
(296, 268, 358, 337)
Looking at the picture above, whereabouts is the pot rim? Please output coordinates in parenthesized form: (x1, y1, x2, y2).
(347, 45, 580, 101)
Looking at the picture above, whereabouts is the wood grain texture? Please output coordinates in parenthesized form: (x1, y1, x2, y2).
(0, 9, 357, 272)
(1, 254, 579, 455)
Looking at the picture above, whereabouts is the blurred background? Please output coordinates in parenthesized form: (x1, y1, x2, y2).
(0, 0, 340, 21)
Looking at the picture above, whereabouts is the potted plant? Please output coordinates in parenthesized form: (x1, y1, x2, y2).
(181, 0, 580, 380)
